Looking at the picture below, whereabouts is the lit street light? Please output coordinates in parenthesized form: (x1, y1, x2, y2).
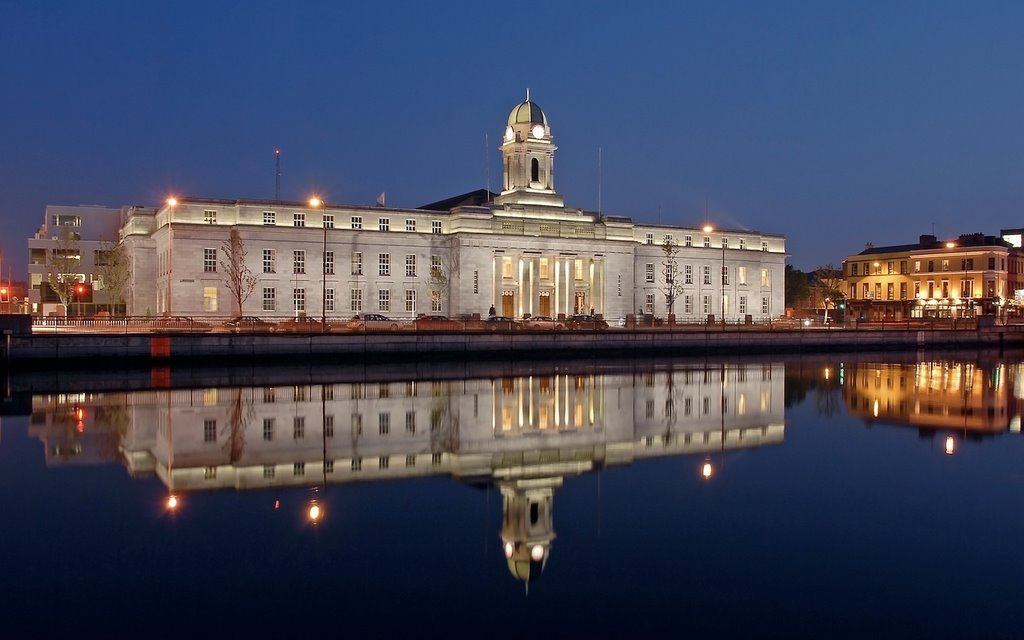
(309, 197, 328, 331)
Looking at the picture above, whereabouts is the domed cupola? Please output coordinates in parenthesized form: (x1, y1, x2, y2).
(496, 90, 563, 208)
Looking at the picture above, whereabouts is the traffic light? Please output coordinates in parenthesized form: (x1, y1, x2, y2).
(74, 283, 93, 303)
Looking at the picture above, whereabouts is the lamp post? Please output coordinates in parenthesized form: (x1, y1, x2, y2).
(166, 197, 177, 316)
(702, 224, 726, 326)
(309, 197, 328, 332)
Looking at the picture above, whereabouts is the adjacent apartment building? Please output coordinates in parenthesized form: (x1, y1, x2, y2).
(843, 232, 1024, 321)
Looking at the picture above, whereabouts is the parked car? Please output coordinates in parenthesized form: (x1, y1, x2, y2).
(346, 313, 406, 331)
(413, 314, 463, 330)
(482, 315, 518, 331)
(519, 315, 565, 330)
(151, 316, 210, 332)
(277, 316, 330, 332)
(564, 314, 609, 330)
(223, 316, 276, 332)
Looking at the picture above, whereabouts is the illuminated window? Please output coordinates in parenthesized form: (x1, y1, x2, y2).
(738, 266, 747, 285)
(760, 269, 770, 287)
(203, 287, 217, 312)
(539, 258, 550, 279)
(502, 257, 513, 278)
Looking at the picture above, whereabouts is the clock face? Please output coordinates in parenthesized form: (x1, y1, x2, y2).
(532, 124, 545, 139)
(505, 126, 514, 141)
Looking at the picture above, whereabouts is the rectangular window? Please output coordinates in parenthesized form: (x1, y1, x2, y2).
(294, 250, 305, 274)
(378, 288, 390, 312)
(203, 287, 217, 312)
(722, 266, 729, 285)
(703, 295, 712, 314)
(900, 260, 908, 274)
(325, 288, 335, 312)
(405, 254, 417, 277)
(887, 282, 894, 300)
(704, 236, 711, 248)
(967, 258, 974, 270)
(263, 249, 275, 273)
(989, 257, 996, 270)
(722, 238, 729, 249)
(851, 263, 859, 276)
(379, 413, 391, 435)
(324, 251, 334, 275)
(574, 259, 584, 280)
(761, 241, 768, 252)
(379, 218, 390, 232)
(203, 210, 216, 224)
(263, 211, 276, 225)
(293, 416, 305, 439)
(887, 261, 894, 274)
(684, 264, 693, 284)
(942, 259, 950, 272)
(293, 288, 305, 312)
(914, 260, 921, 273)
(432, 220, 442, 234)
(323, 213, 334, 229)
(431, 290, 442, 312)
(405, 289, 416, 313)
(324, 414, 335, 438)
(760, 269, 770, 287)
(293, 462, 305, 476)
(263, 418, 274, 441)
(502, 257, 513, 278)
(352, 252, 363, 276)
(262, 287, 276, 311)
(645, 293, 655, 314)
(204, 248, 216, 272)
(204, 419, 217, 442)
(263, 465, 275, 479)
(703, 266, 711, 285)
(539, 258, 550, 280)
(738, 239, 745, 250)
(293, 212, 305, 227)
(684, 295, 693, 314)
(738, 266, 747, 285)
(406, 411, 416, 433)
(645, 233, 654, 245)
(379, 253, 390, 276)
(863, 282, 870, 298)
(405, 219, 416, 232)
(739, 296, 747, 314)
(351, 288, 362, 312)
(900, 282, 907, 299)
(351, 216, 362, 230)
(645, 263, 655, 283)
(684, 235, 693, 247)
(473, 270, 479, 294)
(762, 297, 769, 314)
(430, 256, 441, 274)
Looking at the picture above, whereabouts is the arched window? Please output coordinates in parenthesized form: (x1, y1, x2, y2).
(531, 158, 539, 182)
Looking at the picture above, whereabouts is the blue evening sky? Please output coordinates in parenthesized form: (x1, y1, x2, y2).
(2, 1, 1022, 280)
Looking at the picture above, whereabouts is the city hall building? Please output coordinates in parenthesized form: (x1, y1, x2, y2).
(35, 97, 787, 322)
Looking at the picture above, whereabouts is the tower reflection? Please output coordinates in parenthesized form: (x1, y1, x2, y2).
(28, 362, 787, 584)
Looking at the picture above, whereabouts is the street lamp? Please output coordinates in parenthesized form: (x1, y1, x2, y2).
(702, 224, 726, 326)
(166, 197, 178, 316)
(309, 196, 328, 331)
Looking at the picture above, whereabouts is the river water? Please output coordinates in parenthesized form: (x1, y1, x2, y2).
(2, 352, 1022, 638)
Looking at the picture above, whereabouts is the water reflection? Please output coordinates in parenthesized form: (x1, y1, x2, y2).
(28, 362, 786, 584)
(841, 358, 1024, 440)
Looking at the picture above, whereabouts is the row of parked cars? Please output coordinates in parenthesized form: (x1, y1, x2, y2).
(148, 313, 611, 333)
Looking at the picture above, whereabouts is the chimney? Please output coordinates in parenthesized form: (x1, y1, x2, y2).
(919, 234, 936, 247)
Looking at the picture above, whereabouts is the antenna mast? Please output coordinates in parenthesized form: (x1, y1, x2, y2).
(275, 149, 281, 201)
(485, 133, 490, 202)
(597, 147, 602, 217)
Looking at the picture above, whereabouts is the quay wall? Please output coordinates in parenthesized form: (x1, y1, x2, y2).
(4, 326, 1023, 368)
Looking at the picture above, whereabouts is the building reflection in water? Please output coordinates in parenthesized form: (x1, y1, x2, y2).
(28, 362, 786, 584)
(842, 359, 1024, 447)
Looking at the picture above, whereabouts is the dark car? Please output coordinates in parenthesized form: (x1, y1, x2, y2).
(565, 314, 609, 330)
(223, 316, 276, 332)
(482, 315, 518, 331)
(519, 315, 565, 330)
(277, 316, 330, 332)
(413, 314, 463, 330)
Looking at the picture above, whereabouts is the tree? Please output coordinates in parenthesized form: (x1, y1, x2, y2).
(660, 238, 686, 316)
(95, 241, 130, 315)
(45, 224, 82, 314)
(219, 228, 257, 317)
(813, 264, 845, 313)
(785, 265, 810, 309)
(428, 236, 460, 316)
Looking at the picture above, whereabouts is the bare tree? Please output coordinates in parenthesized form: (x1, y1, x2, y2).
(428, 236, 460, 316)
(813, 264, 845, 314)
(660, 238, 686, 316)
(220, 228, 257, 317)
(95, 240, 130, 315)
(45, 224, 82, 314)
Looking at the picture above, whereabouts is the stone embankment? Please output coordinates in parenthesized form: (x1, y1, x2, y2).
(3, 324, 1022, 369)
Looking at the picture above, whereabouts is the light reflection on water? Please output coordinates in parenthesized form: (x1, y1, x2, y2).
(3, 353, 1024, 637)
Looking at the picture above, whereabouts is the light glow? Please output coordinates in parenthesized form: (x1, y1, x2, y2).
(530, 545, 545, 561)
(166, 494, 179, 510)
(504, 542, 514, 558)
(945, 436, 956, 455)
(308, 196, 322, 208)
(308, 502, 322, 523)
(701, 461, 714, 479)
(166, 197, 177, 207)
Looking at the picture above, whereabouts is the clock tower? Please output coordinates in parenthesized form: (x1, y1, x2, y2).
(496, 90, 565, 208)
